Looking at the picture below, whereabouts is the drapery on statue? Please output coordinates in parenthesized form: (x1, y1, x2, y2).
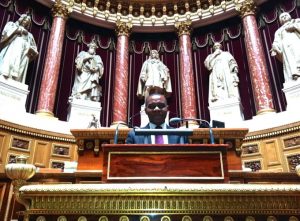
(271, 12, 300, 82)
(70, 40, 104, 102)
(137, 50, 172, 99)
(204, 42, 240, 103)
(0, 14, 38, 83)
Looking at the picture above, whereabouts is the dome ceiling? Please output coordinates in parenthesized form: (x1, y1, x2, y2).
(37, 0, 267, 32)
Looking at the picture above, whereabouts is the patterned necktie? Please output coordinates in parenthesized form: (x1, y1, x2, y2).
(155, 126, 164, 144)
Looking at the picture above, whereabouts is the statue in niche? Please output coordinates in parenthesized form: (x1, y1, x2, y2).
(271, 12, 300, 82)
(70, 40, 104, 102)
(137, 49, 172, 99)
(0, 14, 38, 83)
(204, 42, 240, 103)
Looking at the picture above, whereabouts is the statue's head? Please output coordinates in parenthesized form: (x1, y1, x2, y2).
(150, 50, 159, 59)
(87, 40, 98, 54)
(213, 42, 222, 51)
(279, 12, 291, 25)
(17, 14, 31, 29)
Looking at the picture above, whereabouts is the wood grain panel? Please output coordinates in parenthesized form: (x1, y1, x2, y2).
(265, 141, 280, 166)
(33, 141, 50, 168)
(103, 144, 229, 183)
(108, 152, 224, 178)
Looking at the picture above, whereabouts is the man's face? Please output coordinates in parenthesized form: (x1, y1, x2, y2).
(145, 94, 168, 126)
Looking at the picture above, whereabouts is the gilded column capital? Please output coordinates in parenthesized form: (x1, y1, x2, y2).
(115, 21, 132, 36)
(175, 20, 192, 36)
(236, 0, 257, 17)
(52, 0, 69, 18)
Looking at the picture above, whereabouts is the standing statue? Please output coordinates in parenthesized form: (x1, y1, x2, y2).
(204, 43, 240, 103)
(70, 41, 104, 102)
(271, 12, 300, 82)
(137, 50, 172, 99)
(0, 14, 38, 83)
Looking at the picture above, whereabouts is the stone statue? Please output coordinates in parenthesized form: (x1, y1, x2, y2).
(70, 41, 104, 102)
(0, 14, 38, 83)
(137, 50, 172, 99)
(204, 43, 240, 103)
(87, 114, 100, 128)
(271, 12, 300, 82)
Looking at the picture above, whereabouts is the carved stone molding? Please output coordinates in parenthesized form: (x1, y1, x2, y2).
(52, 0, 69, 18)
(175, 20, 192, 36)
(115, 21, 132, 36)
(236, 0, 257, 17)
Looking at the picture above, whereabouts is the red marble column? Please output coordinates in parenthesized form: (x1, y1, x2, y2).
(110, 22, 132, 127)
(239, 0, 275, 115)
(175, 21, 198, 126)
(36, 1, 69, 117)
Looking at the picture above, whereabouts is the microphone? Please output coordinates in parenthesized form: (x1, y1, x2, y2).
(169, 117, 215, 144)
(113, 123, 120, 144)
(128, 111, 143, 128)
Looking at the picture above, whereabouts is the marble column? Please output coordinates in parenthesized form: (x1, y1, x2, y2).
(36, 1, 69, 117)
(175, 21, 198, 126)
(110, 22, 132, 128)
(238, 0, 275, 115)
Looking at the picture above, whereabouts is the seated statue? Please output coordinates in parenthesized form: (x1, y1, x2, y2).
(0, 14, 39, 83)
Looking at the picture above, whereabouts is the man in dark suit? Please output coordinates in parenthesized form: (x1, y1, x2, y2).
(126, 93, 188, 144)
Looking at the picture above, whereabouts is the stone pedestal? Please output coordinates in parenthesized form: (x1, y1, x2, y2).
(0, 77, 29, 113)
(282, 81, 300, 111)
(68, 99, 102, 129)
(208, 98, 244, 127)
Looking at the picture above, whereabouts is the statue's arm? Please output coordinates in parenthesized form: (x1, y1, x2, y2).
(0, 22, 19, 47)
(139, 61, 148, 82)
(95, 56, 104, 78)
(270, 30, 282, 59)
(75, 52, 85, 72)
(204, 55, 213, 71)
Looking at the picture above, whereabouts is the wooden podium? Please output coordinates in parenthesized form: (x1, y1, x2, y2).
(102, 144, 229, 183)
(71, 128, 248, 172)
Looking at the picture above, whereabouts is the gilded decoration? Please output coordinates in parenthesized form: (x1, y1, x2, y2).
(182, 216, 192, 221)
(242, 144, 259, 155)
(140, 216, 150, 221)
(284, 136, 300, 149)
(161, 216, 171, 221)
(54, 0, 256, 31)
(175, 20, 192, 36)
(17, 183, 300, 216)
(115, 21, 132, 36)
(0, 119, 75, 143)
(287, 154, 300, 172)
(99, 216, 109, 221)
(244, 160, 261, 171)
(236, 0, 257, 17)
(52, 0, 70, 18)
(244, 122, 300, 142)
(119, 216, 129, 221)
(224, 217, 234, 221)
